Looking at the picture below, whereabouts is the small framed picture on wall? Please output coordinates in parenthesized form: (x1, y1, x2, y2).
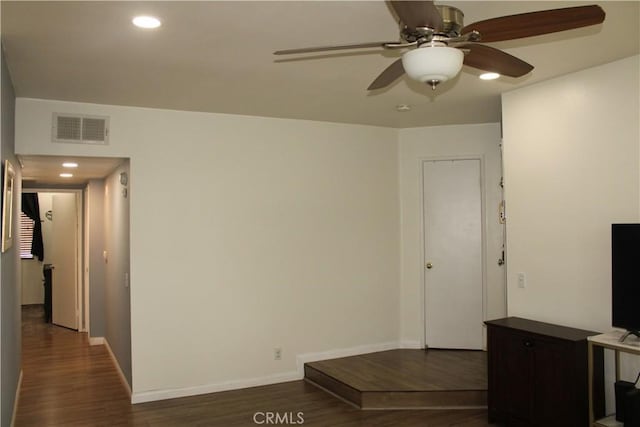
(2, 160, 16, 253)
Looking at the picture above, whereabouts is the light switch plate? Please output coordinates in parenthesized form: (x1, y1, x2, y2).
(518, 272, 526, 288)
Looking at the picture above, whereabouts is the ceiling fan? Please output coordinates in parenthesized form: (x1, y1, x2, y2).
(274, 1, 605, 91)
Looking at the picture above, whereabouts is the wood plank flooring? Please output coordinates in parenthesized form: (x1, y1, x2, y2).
(305, 350, 487, 409)
(306, 349, 487, 391)
(16, 306, 493, 426)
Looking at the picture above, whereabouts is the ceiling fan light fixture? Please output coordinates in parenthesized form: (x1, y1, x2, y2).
(479, 72, 500, 80)
(401, 44, 464, 90)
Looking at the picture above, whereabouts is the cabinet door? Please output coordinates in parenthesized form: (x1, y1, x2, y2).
(504, 333, 535, 422)
(533, 339, 572, 426)
(488, 327, 535, 423)
(488, 328, 507, 420)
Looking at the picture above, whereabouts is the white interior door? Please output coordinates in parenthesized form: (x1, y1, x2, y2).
(51, 193, 78, 330)
(423, 159, 483, 349)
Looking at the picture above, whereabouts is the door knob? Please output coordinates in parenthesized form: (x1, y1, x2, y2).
(426, 262, 433, 269)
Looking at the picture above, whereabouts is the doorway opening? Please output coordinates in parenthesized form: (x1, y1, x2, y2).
(20, 190, 83, 330)
(18, 154, 133, 393)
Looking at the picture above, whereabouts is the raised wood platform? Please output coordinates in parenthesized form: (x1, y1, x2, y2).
(304, 349, 487, 410)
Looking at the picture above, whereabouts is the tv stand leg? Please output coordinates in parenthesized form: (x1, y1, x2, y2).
(619, 330, 640, 343)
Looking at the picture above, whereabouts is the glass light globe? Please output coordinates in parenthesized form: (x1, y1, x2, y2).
(402, 45, 464, 87)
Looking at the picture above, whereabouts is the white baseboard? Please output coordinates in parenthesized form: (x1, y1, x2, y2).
(100, 338, 132, 397)
(399, 340, 423, 349)
(10, 370, 23, 427)
(131, 370, 300, 404)
(89, 336, 105, 346)
(295, 341, 399, 377)
(131, 340, 402, 405)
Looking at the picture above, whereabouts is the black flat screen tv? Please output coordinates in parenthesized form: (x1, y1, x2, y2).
(612, 224, 640, 340)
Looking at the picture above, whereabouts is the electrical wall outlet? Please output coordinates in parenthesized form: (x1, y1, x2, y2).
(274, 348, 282, 360)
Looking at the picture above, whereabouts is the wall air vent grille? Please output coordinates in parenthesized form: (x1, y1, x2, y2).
(52, 113, 109, 145)
(82, 118, 106, 142)
(56, 116, 81, 141)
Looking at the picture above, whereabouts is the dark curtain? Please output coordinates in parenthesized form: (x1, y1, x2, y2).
(21, 193, 44, 261)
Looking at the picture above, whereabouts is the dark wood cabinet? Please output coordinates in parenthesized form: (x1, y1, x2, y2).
(43, 264, 53, 323)
(486, 317, 605, 427)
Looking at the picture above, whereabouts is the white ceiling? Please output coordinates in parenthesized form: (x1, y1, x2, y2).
(19, 155, 125, 186)
(1, 1, 639, 130)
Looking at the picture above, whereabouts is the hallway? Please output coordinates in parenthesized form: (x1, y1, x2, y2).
(15, 305, 132, 425)
(15, 306, 489, 426)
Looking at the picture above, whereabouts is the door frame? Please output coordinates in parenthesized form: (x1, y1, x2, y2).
(419, 155, 488, 348)
(23, 188, 87, 332)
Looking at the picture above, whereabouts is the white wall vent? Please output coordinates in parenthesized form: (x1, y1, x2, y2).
(52, 113, 109, 145)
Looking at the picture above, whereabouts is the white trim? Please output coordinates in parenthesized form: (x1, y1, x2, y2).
(10, 370, 23, 427)
(131, 341, 400, 404)
(419, 156, 427, 348)
(131, 371, 300, 404)
(89, 336, 105, 346)
(499, 139, 509, 317)
(399, 340, 423, 349)
(75, 191, 84, 331)
(295, 341, 398, 378)
(82, 186, 90, 333)
(103, 338, 132, 397)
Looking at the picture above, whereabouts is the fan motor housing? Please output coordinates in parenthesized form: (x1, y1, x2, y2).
(435, 5, 464, 37)
(400, 5, 464, 43)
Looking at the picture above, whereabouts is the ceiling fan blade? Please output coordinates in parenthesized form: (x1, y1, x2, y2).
(390, 0, 443, 30)
(460, 44, 533, 78)
(274, 42, 394, 55)
(368, 59, 405, 90)
(461, 5, 605, 43)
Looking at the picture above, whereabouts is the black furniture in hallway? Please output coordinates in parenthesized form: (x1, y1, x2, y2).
(43, 264, 53, 323)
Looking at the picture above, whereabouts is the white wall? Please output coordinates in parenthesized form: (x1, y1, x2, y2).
(14, 100, 400, 401)
(503, 55, 640, 402)
(398, 123, 505, 347)
(503, 55, 639, 331)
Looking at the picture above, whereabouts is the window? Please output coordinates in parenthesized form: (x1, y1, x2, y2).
(19, 212, 35, 259)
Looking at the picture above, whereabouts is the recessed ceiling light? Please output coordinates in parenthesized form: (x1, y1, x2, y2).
(132, 15, 161, 29)
(396, 104, 412, 112)
(479, 72, 500, 81)
(59, 173, 73, 178)
(62, 162, 78, 168)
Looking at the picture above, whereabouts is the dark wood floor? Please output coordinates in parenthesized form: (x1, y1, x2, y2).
(305, 349, 487, 410)
(16, 305, 492, 426)
(306, 349, 487, 392)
